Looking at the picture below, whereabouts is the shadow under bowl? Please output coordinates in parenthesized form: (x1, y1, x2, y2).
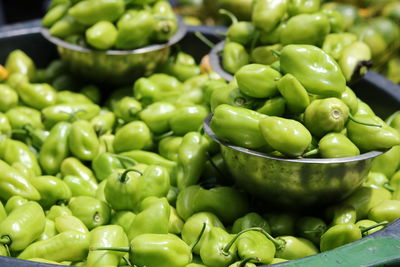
(41, 19, 187, 86)
(204, 114, 383, 209)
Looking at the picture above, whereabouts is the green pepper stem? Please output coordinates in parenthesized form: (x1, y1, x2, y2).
(383, 183, 395, 192)
(111, 154, 137, 168)
(90, 247, 130, 252)
(360, 221, 389, 235)
(302, 148, 319, 158)
(348, 113, 382, 128)
(194, 32, 215, 49)
(272, 50, 281, 57)
(222, 227, 283, 256)
(190, 222, 207, 251)
(239, 257, 260, 267)
(219, 9, 238, 25)
(0, 236, 11, 245)
(119, 169, 143, 183)
(122, 255, 132, 266)
(154, 131, 174, 141)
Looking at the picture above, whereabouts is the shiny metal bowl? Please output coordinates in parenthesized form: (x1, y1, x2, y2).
(203, 114, 383, 209)
(209, 41, 233, 82)
(41, 19, 187, 86)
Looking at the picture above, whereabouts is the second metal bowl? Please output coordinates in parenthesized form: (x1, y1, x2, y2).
(41, 18, 187, 86)
(204, 114, 382, 209)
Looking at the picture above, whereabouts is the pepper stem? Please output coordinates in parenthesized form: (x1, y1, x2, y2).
(383, 184, 395, 192)
(154, 131, 174, 141)
(122, 255, 132, 266)
(272, 50, 281, 57)
(90, 247, 130, 253)
(348, 113, 382, 128)
(119, 169, 143, 183)
(194, 32, 215, 49)
(110, 154, 137, 168)
(219, 9, 238, 25)
(239, 257, 260, 267)
(190, 222, 207, 251)
(302, 148, 319, 158)
(360, 221, 389, 236)
(222, 227, 283, 256)
(0, 236, 11, 245)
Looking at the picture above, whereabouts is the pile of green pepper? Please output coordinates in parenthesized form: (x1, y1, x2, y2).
(0, 44, 400, 267)
(42, 0, 179, 50)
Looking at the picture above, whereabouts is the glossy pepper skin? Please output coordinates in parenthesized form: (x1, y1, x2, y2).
(110, 210, 136, 234)
(139, 102, 176, 134)
(86, 21, 118, 50)
(274, 236, 319, 260)
(237, 231, 276, 264)
(54, 215, 89, 234)
(158, 136, 183, 162)
(14, 82, 57, 110)
(176, 132, 208, 189)
(318, 133, 360, 158)
(0, 84, 18, 112)
(251, 0, 287, 32)
(322, 33, 357, 60)
(60, 157, 98, 191)
(5, 50, 36, 80)
(151, 1, 178, 43)
(176, 185, 249, 224)
(91, 152, 125, 181)
(222, 42, 249, 74)
(18, 231, 90, 262)
(0, 113, 11, 137)
(339, 41, 371, 82)
(368, 200, 400, 223)
(181, 212, 225, 254)
(0, 202, 45, 251)
(113, 121, 153, 153)
(280, 44, 347, 97)
(87, 225, 129, 267)
(4, 196, 28, 214)
(370, 145, 400, 178)
(38, 218, 57, 241)
(232, 212, 271, 234)
(68, 196, 111, 230)
(68, 0, 124, 26)
(277, 74, 309, 114)
(210, 104, 268, 150)
(169, 105, 209, 136)
(113, 96, 142, 123)
(6, 106, 43, 130)
(90, 110, 115, 135)
(287, 0, 319, 15)
(68, 119, 99, 161)
(347, 114, 400, 152)
(259, 116, 312, 157)
(31, 175, 71, 209)
(104, 166, 170, 211)
(319, 223, 362, 252)
(0, 160, 40, 201)
(210, 85, 260, 113)
(39, 121, 71, 175)
(127, 197, 170, 240)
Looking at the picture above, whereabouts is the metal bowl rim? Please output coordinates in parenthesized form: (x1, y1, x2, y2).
(40, 17, 187, 55)
(203, 114, 383, 164)
(209, 40, 233, 82)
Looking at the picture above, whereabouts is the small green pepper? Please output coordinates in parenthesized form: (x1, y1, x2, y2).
(46, 205, 72, 221)
(288, 0, 320, 15)
(158, 136, 183, 162)
(4, 196, 28, 214)
(255, 96, 286, 117)
(139, 102, 176, 134)
(110, 210, 136, 234)
(31, 175, 72, 209)
(221, 9, 255, 46)
(264, 213, 297, 236)
(295, 216, 327, 245)
(68, 196, 111, 230)
(60, 157, 98, 191)
(277, 73, 310, 114)
(5, 50, 36, 80)
(0, 84, 18, 112)
(368, 200, 400, 223)
(318, 133, 360, 158)
(6, 106, 44, 131)
(320, 223, 362, 252)
(49, 15, 85, 39)
(90, 110, 116, 135)
(113, 96, 142, 124)
(54, 215, 88, 234)
(322, 33, 357, 60)
(236, 231, 276, 265)
(113, 121, 153, 153)
(251, 0, 287, 32)
(41, 4, 69, 28)
(250, 44, 281, 65)
(222, 42, 249, 74)
(85, 20, 118, 50)
(68, 119, 99, 161)
(14, 82, 57, 110)
(38, 219, 57, 241)
(339, 41, 371, 81)
(169, 105, 209, 136)
(210, 85, 260, 112)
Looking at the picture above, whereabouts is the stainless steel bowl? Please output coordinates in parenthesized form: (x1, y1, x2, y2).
(203, 114, 383, 209)
(41, 18, 187, 86)
(209, 41, 233, 82)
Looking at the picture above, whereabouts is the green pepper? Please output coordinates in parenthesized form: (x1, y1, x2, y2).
(0, 160, 40, 201)
(41, 103, 100, 129)
(232, 212, 271, 234)
(169, 205, 184, 235)
(160, 52, 201, 82)
(54, 215, 88, 234)
(295, 216, 327, 245)
(355, 219, 384, 236)
(31, 175, 72, 209)
(6, 106, 44, 130)
(115, 10, 155, 50)
(0, 84, 18, 112)
(250, 44, 281, 65)
(98, 133, 115, 154)
(277, 73, 309, 114)
(210, 86, 261, 112)
(222, 42, 249, 74)
(210, 104, 268, 150)
(199, 226, 238, 267)
(0, 202, 6, 223)
(113, 96, 142, 124)
(111, 210, 136, 234)
(280, 13, 330, 47)
(46, 205, 72, 220)
(341, 186, 392, 219)
(181, 212, 225, 254)
(113, 121, 153, 153)
(279, 44, 346, 97)
(90, 110, 116, 135)
(176, 132, 208, 189)
(68, 196, 110, 230)
(104, 166, 170, 212)
(151, 1, 177, 43)
(41, 4, 69, 28)
(44, 60, 67, 83)
(60, 157, 98, 191)
(96, 180, 107, 203)
(68, 119, 99, 161)
(64, 174, 98, 197)
(169, 105, 209, 136)
(321, 9, 345, 33)
(364, 172, 391, 191)
(220, 9, 255, 46)
(347, 114, 400, 152)
(18, 231, 89, 262)
(264, 213, 296, 236)
(274, 235, 319, 260)
(0, 113, 12, 137)
(39, 121, 71, 175)
(327, 204, 357, 226)
(320, 223, 362, 252)
(259, 116, 312, 157)
(139, 102, 176, 134)
(49, 15, 85, 39)
(322, 33, 357, 60)
(68, 0, 124, 26)
(158, 136, 183, 162)
(288, 0, 319, 15)
(251, 0, 287, 32)
(80, 84, 101, 104)
(11, 162, 35, 182)
(368, 200, 400, 223)
(318, 133, 360, 158)
(5, 50, 36, 80)
(39, 219, 57, 241)
(127, 196, 170, 240)
(4, 196, 28, 214)
(56, 90, 91, 104)
(176, 185, 249, 224)
(86, 225, 129, 267)
(0, 202, 45, 251)
(235, 64, 281, 98)
(92, 152, 126, 181)
(14, 81, 57, 110)
(373, 146, 400, 179)
(236, 231, 276, 265)
(86, 20, 118, 50)
(339, 41, 371, 82)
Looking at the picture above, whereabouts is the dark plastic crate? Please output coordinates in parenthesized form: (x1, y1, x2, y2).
(0, 20, 399, 267)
